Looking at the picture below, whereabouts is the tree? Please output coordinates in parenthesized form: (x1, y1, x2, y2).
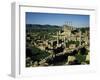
(79, 47, 88, 55)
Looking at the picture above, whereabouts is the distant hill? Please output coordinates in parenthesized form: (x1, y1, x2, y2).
(26, 24, 61, 29)
(26, 24, 89, 33)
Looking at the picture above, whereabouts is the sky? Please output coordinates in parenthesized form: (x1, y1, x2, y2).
(26, 12, 89, 28)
